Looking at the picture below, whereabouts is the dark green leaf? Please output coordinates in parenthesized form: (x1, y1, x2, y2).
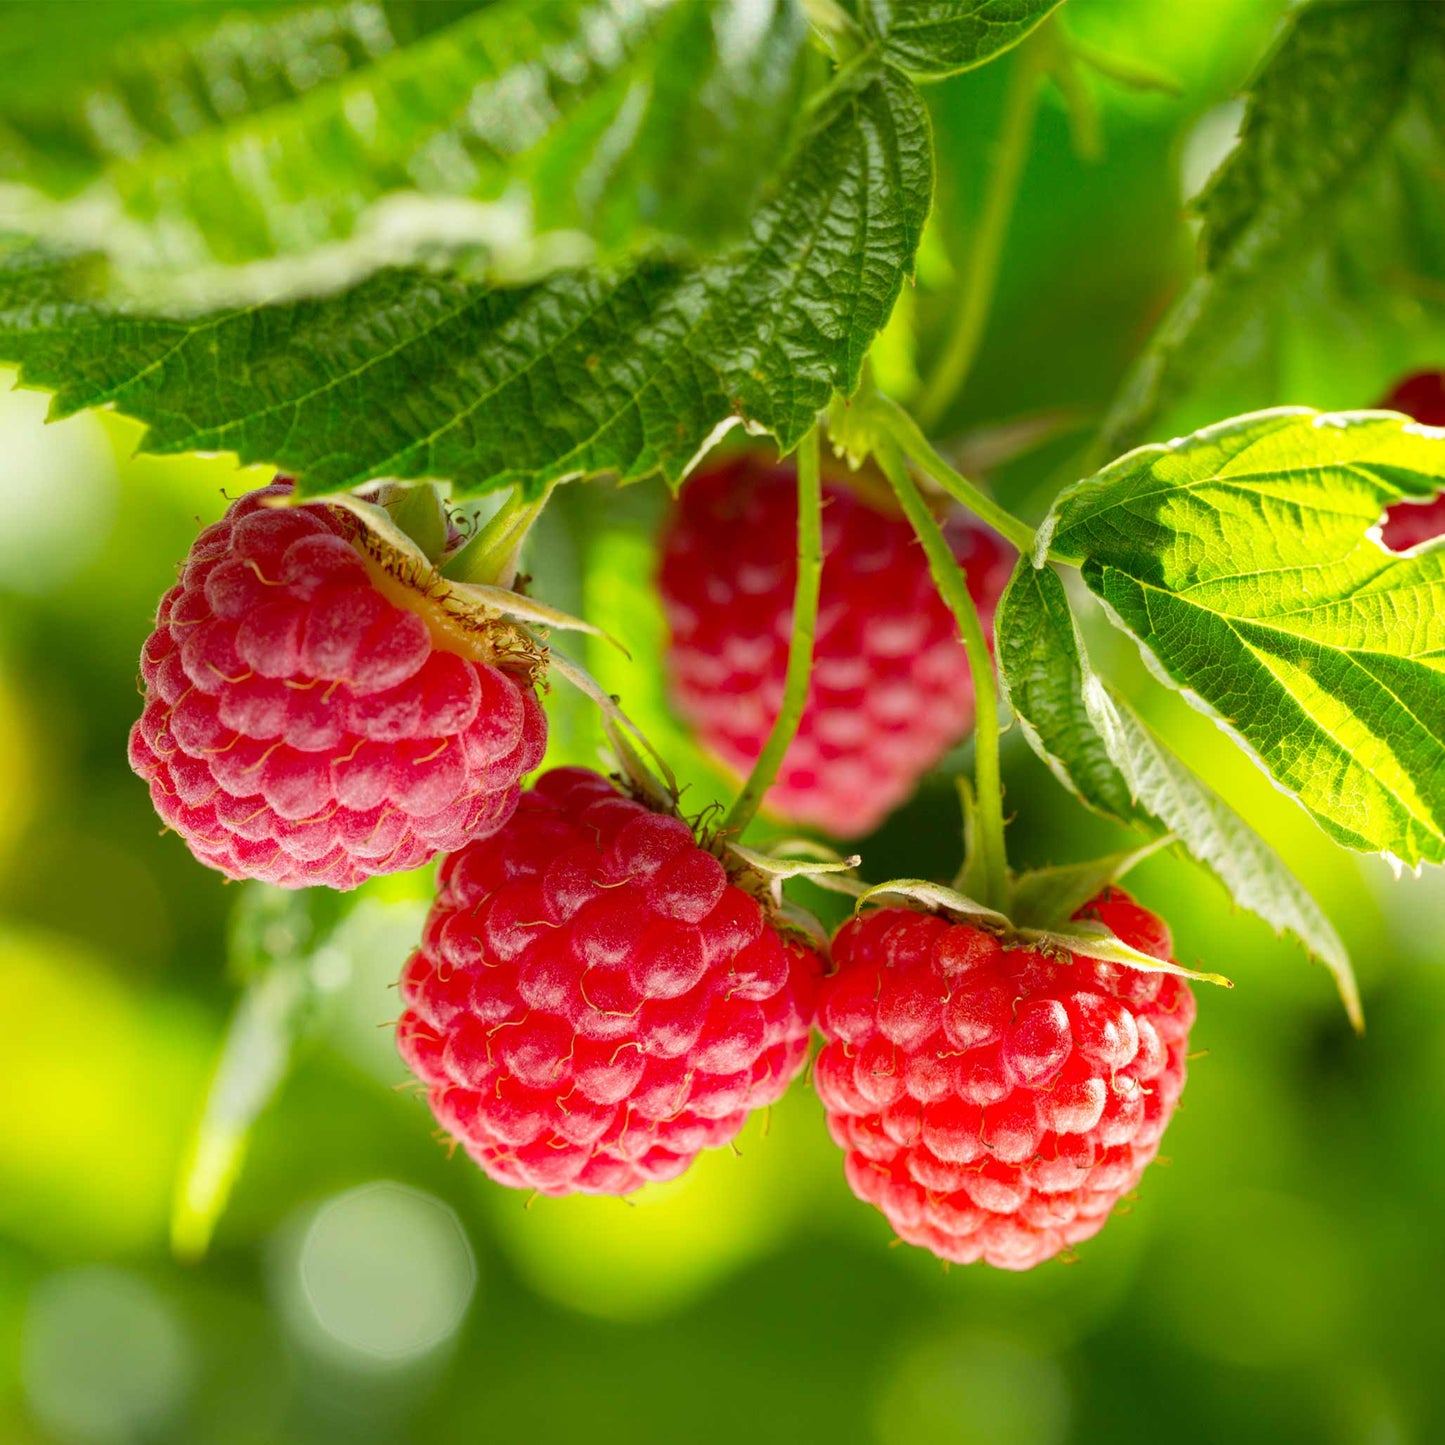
(996, 560, 1148, 828)
(1099, 0, 1431, 456)
(1047, 407, 1445, 872)
(864, 0, 1061, 79)
(997, 555, 1357, 1022)
(0, 68, 930, 496)
(0, 0, 809, 300)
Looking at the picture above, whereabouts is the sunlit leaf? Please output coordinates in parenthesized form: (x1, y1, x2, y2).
(1046, 408, 1445, 875)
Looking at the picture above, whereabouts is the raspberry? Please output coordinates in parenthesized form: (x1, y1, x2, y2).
(128, 481, 547, 889)
(659, 454, 1013, 838)
(1378, 371, 1445, 551)
(814, 888, 1193, 1270)
(396, 767, 824, 1195)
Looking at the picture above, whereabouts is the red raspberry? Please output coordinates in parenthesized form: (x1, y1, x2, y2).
(396, 767, 824, 1195)
(659, 455, 1013, 838)
(128, 482, 547, 889)
(1378, 371, 1445, 551)
(814, 888, 1194, 1270)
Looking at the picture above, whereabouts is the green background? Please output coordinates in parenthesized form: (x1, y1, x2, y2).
(3, 2, 1443, 1442)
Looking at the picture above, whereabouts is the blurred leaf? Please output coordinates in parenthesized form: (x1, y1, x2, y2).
(172, 884, 350, 1261)
(0, 67, 930, 497)
(864, 0, 1062, 79)
(0, 0, 809, 301)
(1100, 0, 1440, 455)
(1047, 408, 1445, 875)
(997, 557, 1357, 1022)
(0, 928, 211, 1253)
(1063, 31, 1183, 97)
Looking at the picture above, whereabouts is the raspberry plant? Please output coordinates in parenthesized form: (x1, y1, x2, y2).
(1, 0, 1442, 1267)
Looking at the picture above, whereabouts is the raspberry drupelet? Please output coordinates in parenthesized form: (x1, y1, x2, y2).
(659, 454, 1013, 839)
(396, 767, 825, 1196)
(814, 888, 1194, 1270)
(129, 481, 547, 889)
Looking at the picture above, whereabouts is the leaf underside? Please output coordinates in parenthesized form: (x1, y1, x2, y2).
(997, 555, 1359, 1025)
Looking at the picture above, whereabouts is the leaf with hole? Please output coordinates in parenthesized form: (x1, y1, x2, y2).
(1046, 408, 1445, 873)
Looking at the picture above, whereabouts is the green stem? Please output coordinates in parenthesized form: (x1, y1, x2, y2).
(723, 428, 824, 837)
(801, 0, 866, 62)
(875, 435, 1009, 909)
(875, 394, 1037, 553)
(442, 481, 558, 588)
(915, 31, 1050, 431)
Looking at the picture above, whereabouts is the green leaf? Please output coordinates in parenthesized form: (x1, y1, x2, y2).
(0, 0, 809, 300)
(0, 66, 929, 496)
(172, 884, 350, 1261)
(1046, 408, 1445, 874)
(1098, 0, 1432, 456)
(1017, 921, 1230, 988)
(996, 555, 1359, 1025)
(1009, 837, 1174, 932)
(864, 0, 1062, 79)
(996, 561, 1150, 829)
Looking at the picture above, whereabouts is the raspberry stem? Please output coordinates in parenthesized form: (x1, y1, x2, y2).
(915, 26, 1051, 430)
(723, 426, 824, 836)
(875, 435, 1010, 911)
(874, 393, 1037, 554)
(443, 480, 559, 588)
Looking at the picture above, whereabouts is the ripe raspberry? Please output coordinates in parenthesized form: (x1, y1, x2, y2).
(395, 767, 824, 1195)
(814, 889, 1193, 1270)
(129, 481, 547, 889)
(659, 455, 1013, 838)
(1379, 371, 1445, 551)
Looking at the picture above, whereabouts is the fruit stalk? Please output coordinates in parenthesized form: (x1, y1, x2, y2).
(876, 436, 1009, 910)
(916, 28, 1051, 430)
(722, 427, 824, 836)
(875, 394, 1036, 553)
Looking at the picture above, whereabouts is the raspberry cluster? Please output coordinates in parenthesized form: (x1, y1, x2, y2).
(660, 456, 1012, 837)
(129, 482, 546, 889)
(396, 767, 824, 1195)
(813, 890, 1193, 1269)
(132, 472, 1205, 1266)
